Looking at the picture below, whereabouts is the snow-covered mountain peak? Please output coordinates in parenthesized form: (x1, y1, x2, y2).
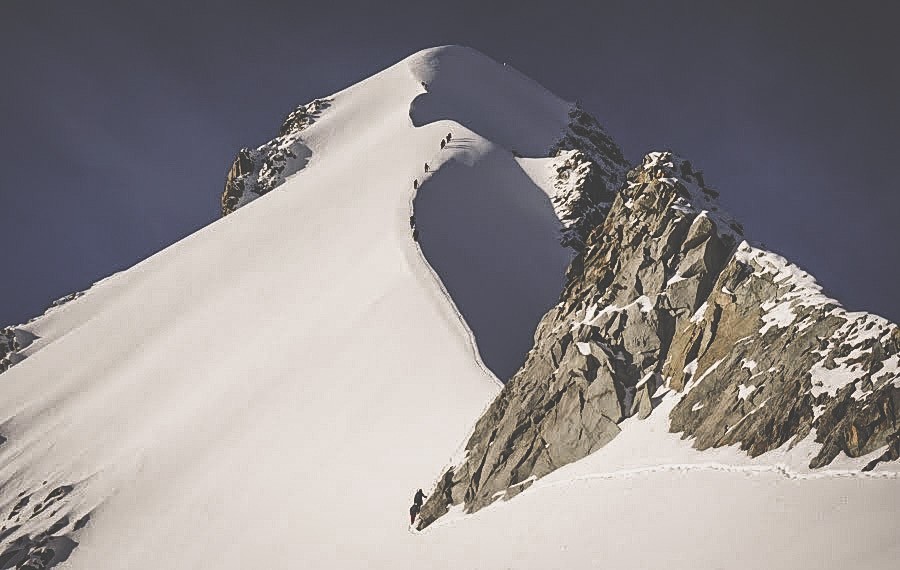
(405, 45, 571, 152)
(1, 46, 897, 569)
(221, 45, 628, 221)
(0, 46, 635, 568)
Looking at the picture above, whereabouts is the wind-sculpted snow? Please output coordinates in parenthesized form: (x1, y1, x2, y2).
(405, 46, 627, 378)
(408, 46, 571, 157)
(0, 482, 88, 569)
(409, 47, 627, 252)
(412, 465, 900, 570)
(414, 145, 571, 380)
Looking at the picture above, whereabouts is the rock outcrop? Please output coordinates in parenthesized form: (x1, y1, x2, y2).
(664, 242, 900, 470)
(1, 327, 28, 374)
(416, 151, 900, 529)
(0, 328, 18, 373)
(221, 98, 330, 216)
(547, 105, 629, 250)
(0, 292, 81, 374)
(0, 483, 87, 570)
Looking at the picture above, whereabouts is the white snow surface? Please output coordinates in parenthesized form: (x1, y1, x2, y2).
(416, 391, 900, 570)
(0, 46, 897, 569)
(759, 299, 797, 334)
(737, 383, 757, 400)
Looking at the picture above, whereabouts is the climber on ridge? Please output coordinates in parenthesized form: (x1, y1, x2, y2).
(440, 139, 446, 149)
(409, 489, 427, 525)
(413, 179, 418, 190)
(424, 162, 429, 173)
(446, 132, 452, 142)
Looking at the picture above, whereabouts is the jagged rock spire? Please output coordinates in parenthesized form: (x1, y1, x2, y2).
(417, 150, 900, 528)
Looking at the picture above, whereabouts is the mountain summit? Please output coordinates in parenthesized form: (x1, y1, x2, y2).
(0, 46, 897, 569)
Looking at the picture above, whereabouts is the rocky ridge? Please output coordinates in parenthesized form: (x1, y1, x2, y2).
(416, 151, 899, 529)
(546, 105, 629, 250)
(220, 98, 330, 216)
(0, 292, 82, 374)
(1, 328, 30, 374)
(220, 98, 629, 250)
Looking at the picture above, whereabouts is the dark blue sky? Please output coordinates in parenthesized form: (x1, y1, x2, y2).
(2, 1, 898, 325)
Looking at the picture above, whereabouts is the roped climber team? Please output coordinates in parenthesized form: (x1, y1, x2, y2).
(418, 133, 453, 179)
(409, 132, 453, 241)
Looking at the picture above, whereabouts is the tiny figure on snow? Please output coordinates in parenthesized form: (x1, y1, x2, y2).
(413, 179, 419, 189)
(446, 132, 452, 142)
(424, 162, 429, 173)
(409, 489, 427, 524)
(440, 139, 446, 149)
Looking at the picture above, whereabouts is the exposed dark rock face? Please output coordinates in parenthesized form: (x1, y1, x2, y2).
(548, 105, 630, 251)
(548, 150, 619, 250)
(221, 148, 256, 217)
(221, 98, 330, 216)
(416, 151, 900, 529)
(0, 484, 86, 569)
(664, 244, 900, 469)
(0, 291, 80, 374)
(0, 327, 19, 373)
(550, 104, 628, 181)
(278, 98, 329, 136)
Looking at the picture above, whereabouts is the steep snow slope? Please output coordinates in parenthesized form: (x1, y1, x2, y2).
(0, 46, 575, 568)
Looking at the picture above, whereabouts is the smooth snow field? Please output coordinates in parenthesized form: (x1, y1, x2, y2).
(0, 46, 897, 569)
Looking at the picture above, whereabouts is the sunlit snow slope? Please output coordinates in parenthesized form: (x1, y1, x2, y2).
(0, 46, 571, 568)
(0, 46, 897, 569)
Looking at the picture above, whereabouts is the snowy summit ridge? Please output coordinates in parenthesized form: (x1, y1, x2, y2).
(0, 46, 898, 569)
(221, 46, 628, 248)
